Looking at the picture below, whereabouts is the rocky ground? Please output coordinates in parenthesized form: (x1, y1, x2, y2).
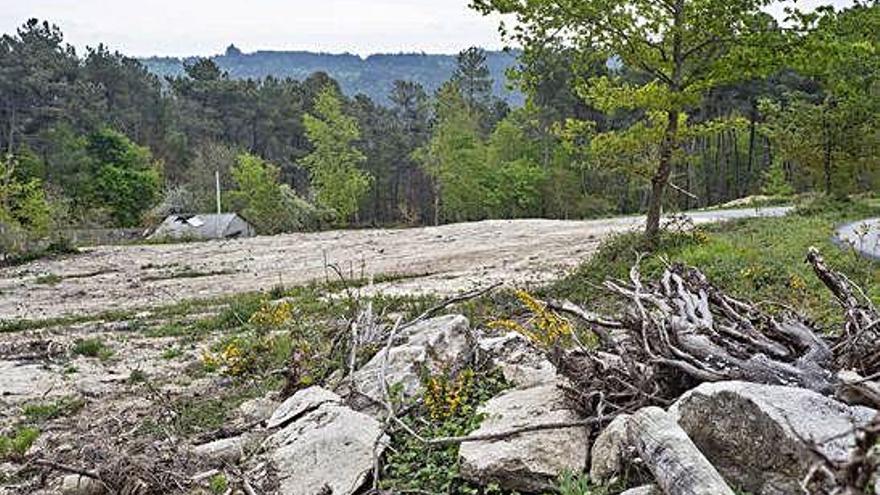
(0, 207, 789, 321)
(5, 205, 878, 495)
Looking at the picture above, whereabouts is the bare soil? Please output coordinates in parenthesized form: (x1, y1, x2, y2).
(1, 208, 789, 322)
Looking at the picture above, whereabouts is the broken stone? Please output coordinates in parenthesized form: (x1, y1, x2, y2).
(60, 474, 105, 495)
(477, 332, 556, 388)
(266, 401, 386, 495)
(619, 485, 660, 495)
(589, 414, 631, 484)
(670, 381, 877, 495)
(237, 396, 278, 423)
(266, 386, 341, 429)
(193, 433, 260, 464)
(459, 384, 589, 492)
(342, 314, 470, 414)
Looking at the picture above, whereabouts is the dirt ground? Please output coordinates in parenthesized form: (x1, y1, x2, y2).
(0, 208, 794, 494)
(1, 207, 789, 322)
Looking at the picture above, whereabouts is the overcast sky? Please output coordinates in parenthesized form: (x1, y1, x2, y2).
(2, 0, 855, 58)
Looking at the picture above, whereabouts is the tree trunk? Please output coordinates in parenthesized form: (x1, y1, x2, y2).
(629, 407, 736, 495)
(645, 110, 679, 239)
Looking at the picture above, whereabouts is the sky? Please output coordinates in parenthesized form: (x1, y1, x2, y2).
(1, 0, 856, 58)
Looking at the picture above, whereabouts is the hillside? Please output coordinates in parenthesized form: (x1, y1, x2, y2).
(141, 46, 524, 105)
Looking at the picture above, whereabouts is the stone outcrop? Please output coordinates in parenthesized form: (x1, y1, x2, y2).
(342, 314, 471, 414)
(458, 384, 589, 492)
(264, 387, 386, 495)
(670, 381, 877, 495)
(477, 332, 556, 388)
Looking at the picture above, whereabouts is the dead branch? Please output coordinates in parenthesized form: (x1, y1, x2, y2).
(806, 247, 880, 375)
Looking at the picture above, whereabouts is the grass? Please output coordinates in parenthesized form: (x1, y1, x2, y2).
(161, 347, 184, 360)
(22, 396, 85, 423)
(72, 337, 114, 360)
(0, 427, 39, 461)
(548, 196, 880, 329)
(34, 273, 62, 286)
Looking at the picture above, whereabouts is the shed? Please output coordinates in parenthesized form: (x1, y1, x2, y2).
(149, 213, 255, 241)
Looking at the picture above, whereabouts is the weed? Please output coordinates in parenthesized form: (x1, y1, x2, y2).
(161, 347, 184, 360)
(381, 369, 510, 494)
(128, 369, 148, 384)
(209, 473, 228, 494)
(0, 427, 39, 461)
(34, 273, 62, 285)
(72, 338, 114, 360)
(22, 396, 85, 423)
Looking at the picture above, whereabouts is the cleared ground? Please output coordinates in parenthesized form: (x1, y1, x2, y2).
(2, 207, 789, 322)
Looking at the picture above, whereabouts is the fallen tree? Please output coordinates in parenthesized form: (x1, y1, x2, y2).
(553, 248, 879, 418)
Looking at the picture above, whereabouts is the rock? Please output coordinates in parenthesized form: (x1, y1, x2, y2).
(459, 384, 589, 492)
(670, 381, 877, 495)
(193, 433, 260, 463)
(477, 333, 556, 388)
(589, 414, 631, 484)
(60, 474, 104, 495)
(238, 397, 278, 423)
(620, 486, 660, 495)
(266, 386, 341, 429)
(343, 314, 470, 414)
(266, 400, 386, 495)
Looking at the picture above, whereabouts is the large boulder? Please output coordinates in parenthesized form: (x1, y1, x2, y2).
(264, 387, 386, 495)
(477, 333, 556, 389)
(670, 381, 877, 495)
(342, 314, 471, 414)
(459, 384, 589, 492)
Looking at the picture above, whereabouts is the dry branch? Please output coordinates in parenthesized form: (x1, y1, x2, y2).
(629, 407, 736, 495)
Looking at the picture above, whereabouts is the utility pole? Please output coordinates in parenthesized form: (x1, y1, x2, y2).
(215, 170, 222, 215)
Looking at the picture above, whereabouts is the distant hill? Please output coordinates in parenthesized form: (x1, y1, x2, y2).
(140, 46, 524, 106)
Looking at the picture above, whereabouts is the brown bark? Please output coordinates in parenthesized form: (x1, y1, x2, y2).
(645, 110, 680, 239)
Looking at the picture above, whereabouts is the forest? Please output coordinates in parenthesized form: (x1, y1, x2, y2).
(141, 46, 524, 106)
(1, 1, 879, 257)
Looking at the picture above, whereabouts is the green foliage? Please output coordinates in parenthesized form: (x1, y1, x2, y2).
(81, 128, 162, 227)
(209, 474, 228, 494)
(0, 427, 39, 461)
(0, 155, 53, 257)
(761, 160, 794, 197)
(72, 338, 114, 360)
(417, 82, 494, 223)
(228, 153, 325, 234)
(22, 396, 85, 423)
(381, 369, 510, 494)
(550, 201, 880, 327)
(556, 470, 619, 495)
(303, 87, 373, 222)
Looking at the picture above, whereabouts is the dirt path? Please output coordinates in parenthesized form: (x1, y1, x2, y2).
(1, 207, 790, 321)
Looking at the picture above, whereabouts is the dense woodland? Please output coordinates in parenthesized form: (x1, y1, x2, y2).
(1, 1, 879, 255)
(141, 46, 524, 106)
